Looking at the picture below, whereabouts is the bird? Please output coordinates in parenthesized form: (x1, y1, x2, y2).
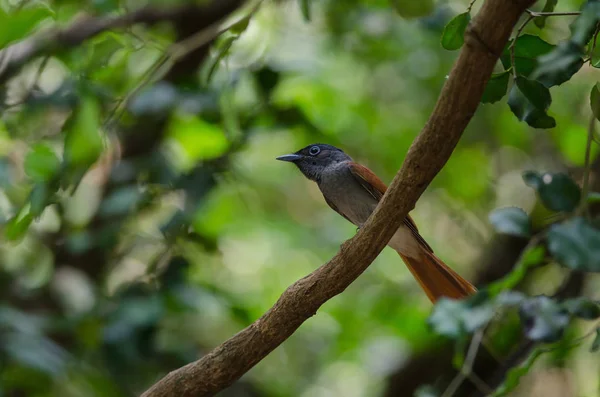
(276, 143, 476, 303)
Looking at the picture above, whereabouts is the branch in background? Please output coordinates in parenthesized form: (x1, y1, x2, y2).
(140, 0, 536, 396)
(0, 0, 246, 85)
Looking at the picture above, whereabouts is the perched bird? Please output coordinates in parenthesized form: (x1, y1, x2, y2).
(277, 143, 476, 303)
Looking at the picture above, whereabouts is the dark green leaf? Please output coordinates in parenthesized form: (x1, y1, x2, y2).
(488, 207, 531, 238)
(29, 183, 52, 218)
(547, 217, 600, 271)
(534, 0, 558, 29)
(519, 296, 569, 342)
(0, 6, 53, 49)
(540, 173, 581, 212)
(591, 83, 600, 122)
(481, 71, 510, 104)
(300, 0, 311, 21)
(440, 13, 471, 51)
(24, 144, 60, 182)
(508, 78, 556, 129)
(523, 171, 581, 212)
(392, 0, 435, 18)
(500, 35, 555, 76)
(563, 298, 600, 320)
(515, 76, 551, 110)
(591, 328, 600, 352)
(531, 42, 584, 87)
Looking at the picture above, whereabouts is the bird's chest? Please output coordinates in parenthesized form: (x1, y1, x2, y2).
(318, 169, 378, 227)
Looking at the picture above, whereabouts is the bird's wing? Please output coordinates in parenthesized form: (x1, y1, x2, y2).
(348, 162, 433, 253)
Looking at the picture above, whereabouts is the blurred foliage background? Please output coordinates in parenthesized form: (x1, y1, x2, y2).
(1, 0, 600, 396)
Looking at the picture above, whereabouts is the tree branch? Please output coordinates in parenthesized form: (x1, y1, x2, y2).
(0, 0, 245, 84)
(140, 0, 535, 396)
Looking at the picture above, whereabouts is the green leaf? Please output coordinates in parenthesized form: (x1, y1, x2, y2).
(440, 13, 471, 51)
(64, 95, 103, 168)
(588, 191, 600, 203)
(24, 144, 60, 182)
(166, 112, 230, 171)
(392, 0, 435, 19)
(0, 6, 53, 49)
(547, 217, 600, 271)
(492, 347, 545, 396)
(545, 173, 580, 212)
(29, 183, 52, 217)
(531, 42, 584, 88)
(500, 35, 555, 77)
(299, 0, 311, 21)
(563, 298, 600, 320)
(519, 296, 569, 342)
(508, 78, 556, 129)
(534, 0, 558, 29)
(489, 207, 531, 238)
(481, 71, 510, 104)
(515, 76, 551, 110)
(591, 83, 600, 122)
(523, 171, 581, 212)
(591, 328, 600, 352)
(5, 206, 33, 241)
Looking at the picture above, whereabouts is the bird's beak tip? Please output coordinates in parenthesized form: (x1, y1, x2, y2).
(276, 154, 302, 162)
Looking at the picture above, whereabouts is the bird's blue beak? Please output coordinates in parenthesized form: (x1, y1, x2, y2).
(276, 154, 302, 162)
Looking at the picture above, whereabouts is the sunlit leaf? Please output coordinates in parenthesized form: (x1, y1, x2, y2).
(5, 206, 33, 241)
(547, 217, 600, 271)
(24, 144, 60, 182)
(64, 95, 104, 168)
(440, 12, 470, 51)
(489, 207, 531, 238)
(0, 6, 54, 49)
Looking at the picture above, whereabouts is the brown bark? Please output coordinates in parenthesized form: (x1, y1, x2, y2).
(141, 0, 536, 396)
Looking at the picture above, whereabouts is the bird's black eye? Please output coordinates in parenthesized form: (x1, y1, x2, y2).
(309, 146, 320, 156)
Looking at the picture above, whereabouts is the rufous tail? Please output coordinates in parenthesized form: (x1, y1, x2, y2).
(397, 250, 476, 303)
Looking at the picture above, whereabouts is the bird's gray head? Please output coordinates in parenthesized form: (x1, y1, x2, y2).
(276, 143, 352, 182)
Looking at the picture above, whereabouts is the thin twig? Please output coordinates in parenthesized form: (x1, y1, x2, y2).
(441, 330, 487, 397)
(510, 14, 535, 79)
(467, 0, 477, 13)
(525, 10, 581, 17)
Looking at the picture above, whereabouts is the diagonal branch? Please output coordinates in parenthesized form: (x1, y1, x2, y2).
(0, 0, 245, 84)
(141, 0, 536, 396)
